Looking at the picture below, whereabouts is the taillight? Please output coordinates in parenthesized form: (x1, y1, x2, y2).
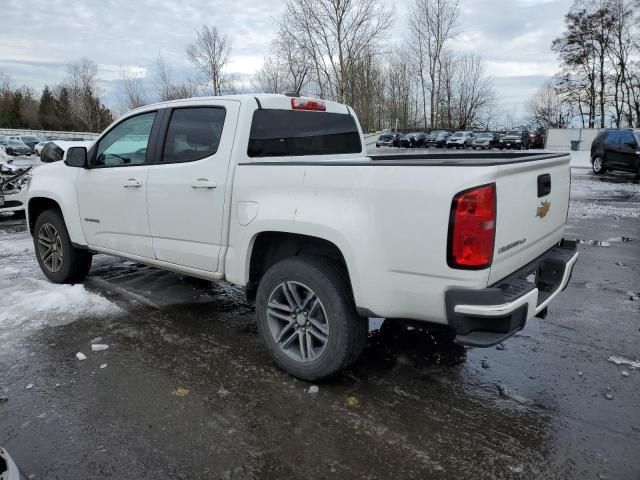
(447, 184, 496, 269)
(291, 97, 326, 111)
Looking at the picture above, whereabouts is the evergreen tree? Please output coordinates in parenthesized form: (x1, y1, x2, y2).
(55, 87, 74, 130)
(7, 91, 25, 128)
(38, 85, 57, 129)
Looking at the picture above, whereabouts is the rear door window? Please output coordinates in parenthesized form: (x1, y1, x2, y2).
(248, 110, 362, 157)
(161, 107, 226, 163)
(619, 131, 635, 147)
(604, 131, 620, 146)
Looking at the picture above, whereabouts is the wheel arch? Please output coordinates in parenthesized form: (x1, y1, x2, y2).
(27, 197, 64, 235)
(245, 231, 353, 304)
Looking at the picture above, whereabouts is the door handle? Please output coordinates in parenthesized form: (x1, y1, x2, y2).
(123, 178, 142, 188)
(190, 178, 217, 189)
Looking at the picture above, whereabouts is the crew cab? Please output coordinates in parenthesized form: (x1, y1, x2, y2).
(26, 94, 578, 380)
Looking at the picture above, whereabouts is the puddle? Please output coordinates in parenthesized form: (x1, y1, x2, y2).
(577, 237, 635, 247)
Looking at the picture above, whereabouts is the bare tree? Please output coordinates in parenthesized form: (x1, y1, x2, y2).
(0, 71, 12, 94)
(451, 54, 496, 129)
(410, 0, 460, 128)
(153, 54, 198, 101)
(186, 25, 232, 96)
(278, 0, 394, 104)
(118, 67, 147, 110)
(527, 80, 575, 128)
(65, 57, 104, 131)
(255, 55, 287, 93)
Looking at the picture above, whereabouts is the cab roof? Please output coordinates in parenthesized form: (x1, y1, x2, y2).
(133, 94, 351, 115)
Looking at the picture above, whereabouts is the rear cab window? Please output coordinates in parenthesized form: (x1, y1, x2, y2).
(247, 109, 362, 157)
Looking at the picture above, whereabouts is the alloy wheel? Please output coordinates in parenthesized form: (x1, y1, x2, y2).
(266, 281, 329, 363)
(38, 222, 63, 272)
(593, 157, 603, 173)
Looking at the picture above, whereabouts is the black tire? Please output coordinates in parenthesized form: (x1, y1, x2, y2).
(256, 256, 368, 381)
(592, 155, 605, 175)
(33, 209, 92, 284)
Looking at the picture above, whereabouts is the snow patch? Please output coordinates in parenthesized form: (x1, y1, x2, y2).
(0, 237, 33, 257)
(0, 266, 20, 275)
(0, 278, 120, 332)
(608, 355, 640, 369)
(569, 201, 640, 219)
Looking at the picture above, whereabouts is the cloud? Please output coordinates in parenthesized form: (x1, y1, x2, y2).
(1, 0, 571, 114)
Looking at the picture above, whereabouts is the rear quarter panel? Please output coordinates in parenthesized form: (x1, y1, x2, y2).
(227, 160, 496, 323)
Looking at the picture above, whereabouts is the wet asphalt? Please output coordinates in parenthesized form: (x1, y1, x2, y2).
(1, 158, 639, 479)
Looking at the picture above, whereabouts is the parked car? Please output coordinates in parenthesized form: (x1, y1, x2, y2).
(35, 141, 49, 156)
(4, 139, 32, 156)
(0, 162, 31, 217)
(590, 129, 640, 176)
(446, 131, 475, 149)
(377, 132, 404, 147)
(27, 94, 577, 381)
(530, 131, 545, 149)
(375, 133, 394, 147)
(393, 133, 406, 147)
(426, 131, 451, 148)
(400, 132, 427, 148)
(472, 132, 499, 150)
(499, 130, 530, 150)
(17, 135, 40, 153)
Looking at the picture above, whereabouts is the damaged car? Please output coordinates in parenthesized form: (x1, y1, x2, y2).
(0, 162, 32, 217)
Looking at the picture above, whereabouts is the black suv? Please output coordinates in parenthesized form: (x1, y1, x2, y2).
(499, 129, 530, 150)
(591, 129, 640, 175)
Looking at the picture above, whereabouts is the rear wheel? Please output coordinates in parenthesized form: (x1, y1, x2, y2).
(256, 256, 368, 381)
(592, 155, 605, 175)
(33, 209, 92, 284)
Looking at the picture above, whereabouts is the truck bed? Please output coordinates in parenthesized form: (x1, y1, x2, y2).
(368, 151, 567, 166)
(242, 151, 568, 167)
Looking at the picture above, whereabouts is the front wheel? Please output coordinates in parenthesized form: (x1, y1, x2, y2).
(33, 209, 92, 283)
(256, 256, 368, 381)
(592, 156, 605, 175)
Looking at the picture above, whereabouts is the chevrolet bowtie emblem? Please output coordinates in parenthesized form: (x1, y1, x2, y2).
(536, 200, 551, 218)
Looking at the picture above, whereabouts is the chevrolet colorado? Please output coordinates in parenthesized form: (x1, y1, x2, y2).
(26, 94, 578, 380)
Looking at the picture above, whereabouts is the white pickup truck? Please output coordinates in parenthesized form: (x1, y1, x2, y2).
(26, 94, 578, 380)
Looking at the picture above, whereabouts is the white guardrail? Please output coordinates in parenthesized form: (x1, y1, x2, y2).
(0, 128, 99, 141)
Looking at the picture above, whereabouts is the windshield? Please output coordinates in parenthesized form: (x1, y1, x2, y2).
(477, 133, 492, 138)
(21, 136, 39, 143)
(8, 140, 23, 146)
(452, 133, 464, 138)
(507, 130, 522, 136)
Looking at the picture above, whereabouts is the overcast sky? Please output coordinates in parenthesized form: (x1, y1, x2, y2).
(0, 0, 573, 117)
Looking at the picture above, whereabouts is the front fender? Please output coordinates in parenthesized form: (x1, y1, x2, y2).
(27, 162, 86, 246)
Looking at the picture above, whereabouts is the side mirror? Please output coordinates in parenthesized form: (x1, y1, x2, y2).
(65, 146, 88, 168)
(625, 142, 637, 149)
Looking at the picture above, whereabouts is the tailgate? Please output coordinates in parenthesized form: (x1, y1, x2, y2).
(488, 154, 571, 284)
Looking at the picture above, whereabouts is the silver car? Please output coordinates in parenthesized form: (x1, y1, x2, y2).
(4, 140, 32, 156)
(446, 131, 475, 149)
